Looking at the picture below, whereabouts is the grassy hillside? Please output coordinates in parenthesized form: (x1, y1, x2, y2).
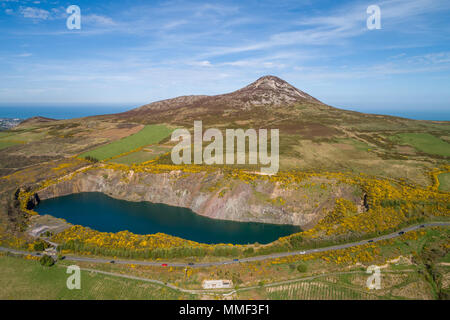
(112, 94, 449, 186)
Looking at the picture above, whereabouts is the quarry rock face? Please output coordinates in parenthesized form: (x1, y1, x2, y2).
(36, 168, 351, 228)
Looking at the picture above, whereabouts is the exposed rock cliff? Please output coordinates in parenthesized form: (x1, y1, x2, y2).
(37, 168, 361, 228)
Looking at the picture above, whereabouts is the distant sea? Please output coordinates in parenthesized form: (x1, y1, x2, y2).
(0, 104, 449, 121)
(0, 104, 140, 120)
(338, 107, 450, 121)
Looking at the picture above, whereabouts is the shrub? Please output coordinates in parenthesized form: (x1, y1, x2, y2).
(232, 273, 243, 285)
(33, 241, 46, 251)
(84, 156, 99, 163)
(288, 235, 303, 249)
(243, 247, 254, 256)
(297, 263, 307, 273)
(39, 255, 54, 267)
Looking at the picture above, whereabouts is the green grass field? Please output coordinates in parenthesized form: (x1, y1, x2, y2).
(79, 124, 173, 161)
(0, 255, 191, 300)
(391, 133, 450, 157)
(0, 140, 22, 150)
(0, 128, 49, 150)
(438, 173, 450, 192)
(0, 132, 15, 138)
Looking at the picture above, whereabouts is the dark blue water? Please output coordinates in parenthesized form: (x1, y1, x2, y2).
(35, 192, 301, 245)
(0, 104, 139, 120)
(340, 106, 450, 121)
(360, 110, 450, 121)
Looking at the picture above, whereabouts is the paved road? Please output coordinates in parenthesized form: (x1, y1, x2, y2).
(1, 222, 448, 268)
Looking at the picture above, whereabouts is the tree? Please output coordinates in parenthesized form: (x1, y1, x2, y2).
(243, 247, 254, 256)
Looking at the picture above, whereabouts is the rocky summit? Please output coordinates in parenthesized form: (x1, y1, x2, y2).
(229, 75, 323, 107)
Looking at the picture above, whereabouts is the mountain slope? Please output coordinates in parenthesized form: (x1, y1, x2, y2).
(115, 75, 326, 125)
(105, 75, 448, 185)
(3, 75, 449, 186)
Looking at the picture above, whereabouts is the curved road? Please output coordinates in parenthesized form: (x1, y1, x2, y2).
(1, 222, 448, 268)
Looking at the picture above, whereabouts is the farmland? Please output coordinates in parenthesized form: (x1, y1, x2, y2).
(0, 254, 191, 300)
(390, 133, 450, 157)
(254, 270, 434, 300)
(79, 124, 173, 161)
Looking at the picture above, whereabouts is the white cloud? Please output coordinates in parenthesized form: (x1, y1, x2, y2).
(289, 51, 450, 81)
(83, 14, 116, 27)
(193, 3, 239, 17)
(407, 52, 450, 65)
(162, 20, 188, 30)
(188, 60, 212, 67)
(201, 0, 450, 59)
(19, 7, 49, 20)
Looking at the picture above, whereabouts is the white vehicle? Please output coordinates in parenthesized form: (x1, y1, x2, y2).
(299, 251, 306, 255)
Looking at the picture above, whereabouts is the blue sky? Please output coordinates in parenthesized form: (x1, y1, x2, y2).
(1, 0, 450, 114)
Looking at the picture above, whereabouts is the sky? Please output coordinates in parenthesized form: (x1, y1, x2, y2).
(0, 0, 450, 115)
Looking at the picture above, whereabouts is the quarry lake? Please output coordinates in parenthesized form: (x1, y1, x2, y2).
(35, 192, 301, 244)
